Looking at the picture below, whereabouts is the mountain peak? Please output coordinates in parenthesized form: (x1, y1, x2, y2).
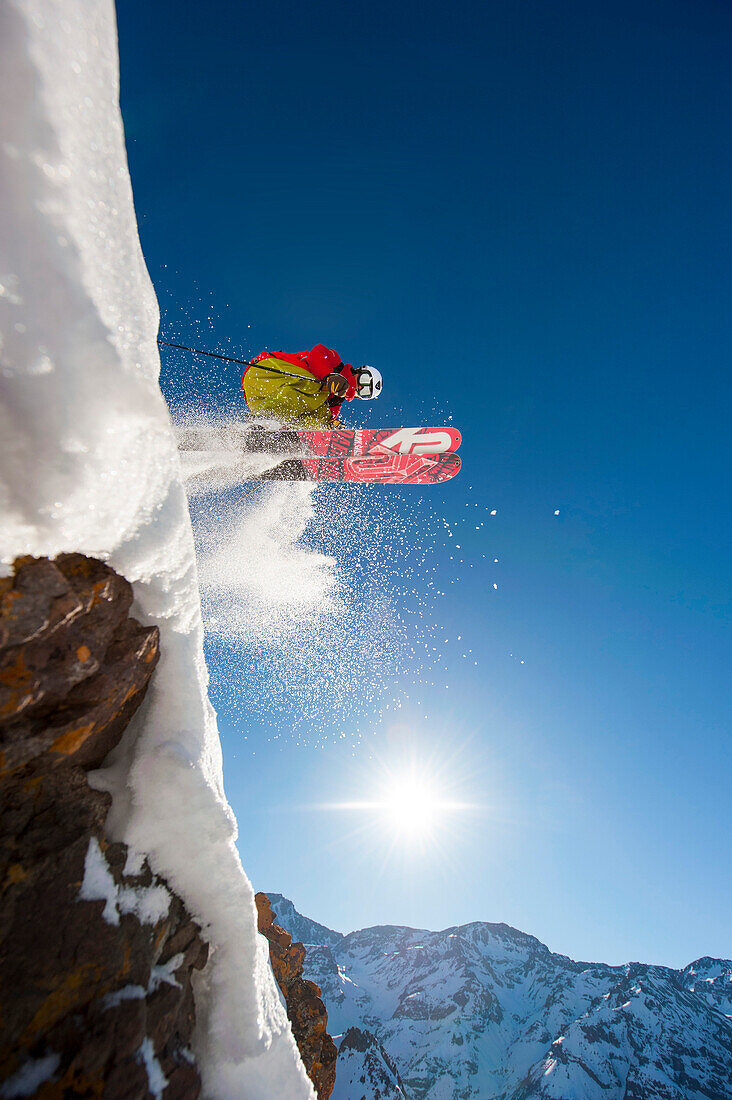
(265, 893, 345, 949)
(270, 895, 732, 1100)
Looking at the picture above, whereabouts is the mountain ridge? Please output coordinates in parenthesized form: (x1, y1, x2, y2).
(265, 893, 732, 1100)
(267, 892, 727, 976)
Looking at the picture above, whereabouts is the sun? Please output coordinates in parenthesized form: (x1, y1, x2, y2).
(317, 733, 479, 857)
(381, 777, 441, 838)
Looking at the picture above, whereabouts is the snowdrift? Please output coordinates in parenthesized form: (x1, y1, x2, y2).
(0, 1, 314, 1096)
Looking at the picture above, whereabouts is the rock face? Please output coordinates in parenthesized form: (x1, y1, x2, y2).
(332, 1028, 407, 1100)
(263, 894, 345, 951)
(269, 895, 732, 1100)
(256, 892, 337, 1099)
(0, 555, 209, 1098)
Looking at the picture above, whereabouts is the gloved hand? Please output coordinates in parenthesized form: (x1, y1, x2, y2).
(320, 372, 350, 399)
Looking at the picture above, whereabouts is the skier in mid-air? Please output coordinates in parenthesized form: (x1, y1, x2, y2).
(241, 344, 383, 479)
(168, 336, 460, 484)
(242, 344, 383, 429)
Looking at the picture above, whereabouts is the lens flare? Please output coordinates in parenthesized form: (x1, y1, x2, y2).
(310, 724, 486, 863)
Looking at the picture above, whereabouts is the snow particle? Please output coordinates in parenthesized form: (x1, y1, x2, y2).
(28, 355, 54, 376)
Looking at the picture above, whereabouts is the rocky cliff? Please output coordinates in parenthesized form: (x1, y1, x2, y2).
(0, 555, 208, 1097)
(256, 892, 338, 1099)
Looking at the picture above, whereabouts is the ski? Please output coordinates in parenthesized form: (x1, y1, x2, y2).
(254, 452, 461, 484)
(298, 426, 461, 457)
(177, 424, 461, 458)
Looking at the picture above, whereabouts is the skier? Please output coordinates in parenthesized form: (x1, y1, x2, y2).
(241, 345, 383, 479)
(242, 344, 382, 428)
(165, 336, 461, 483)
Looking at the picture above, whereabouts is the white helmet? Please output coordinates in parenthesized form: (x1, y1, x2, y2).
(355, 364, 383, 400)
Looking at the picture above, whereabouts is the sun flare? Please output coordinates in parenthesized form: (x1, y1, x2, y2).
(382, 777, 441, 837)
(320, 734, 479, 857)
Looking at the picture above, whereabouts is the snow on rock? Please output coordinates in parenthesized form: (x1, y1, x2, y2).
(0, 1054, 61, 1099)
(80, 836, 172, 927)
(137, 1038, 168, 1100)
(79, 836, 126, 926)
(0, 2, 313, 1096)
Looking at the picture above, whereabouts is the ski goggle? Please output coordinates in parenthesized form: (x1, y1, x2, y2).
(356, 366, 383, 400)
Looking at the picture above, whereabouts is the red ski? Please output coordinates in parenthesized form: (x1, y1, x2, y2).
(298, 426, 461, 457)
(300, 451, 461, 484)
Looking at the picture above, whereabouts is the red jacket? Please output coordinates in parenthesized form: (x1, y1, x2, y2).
(253, 345, 357, 419)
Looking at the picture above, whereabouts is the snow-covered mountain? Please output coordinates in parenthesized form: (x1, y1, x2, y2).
(332, 1029, 407, 1100)
(267, 895, 732, 1100)
(681, 957, 732, 1019)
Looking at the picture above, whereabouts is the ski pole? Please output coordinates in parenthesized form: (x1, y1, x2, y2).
(157, 339, 321, 386)
(240, 484, 262, 505)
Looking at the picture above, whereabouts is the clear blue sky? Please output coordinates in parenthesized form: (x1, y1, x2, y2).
(117, 0, 731, 967)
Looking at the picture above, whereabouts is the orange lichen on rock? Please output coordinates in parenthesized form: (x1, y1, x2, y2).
(0, 554, 208, 1097)
(0, 555, 160, 777)
(49, 723, 95, 756)
(255, 892, 337, 1099)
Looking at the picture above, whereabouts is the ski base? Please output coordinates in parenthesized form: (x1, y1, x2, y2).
(254, 452, 461, 485)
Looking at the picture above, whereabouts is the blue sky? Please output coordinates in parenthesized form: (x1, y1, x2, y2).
(118, 0, 731, 967)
